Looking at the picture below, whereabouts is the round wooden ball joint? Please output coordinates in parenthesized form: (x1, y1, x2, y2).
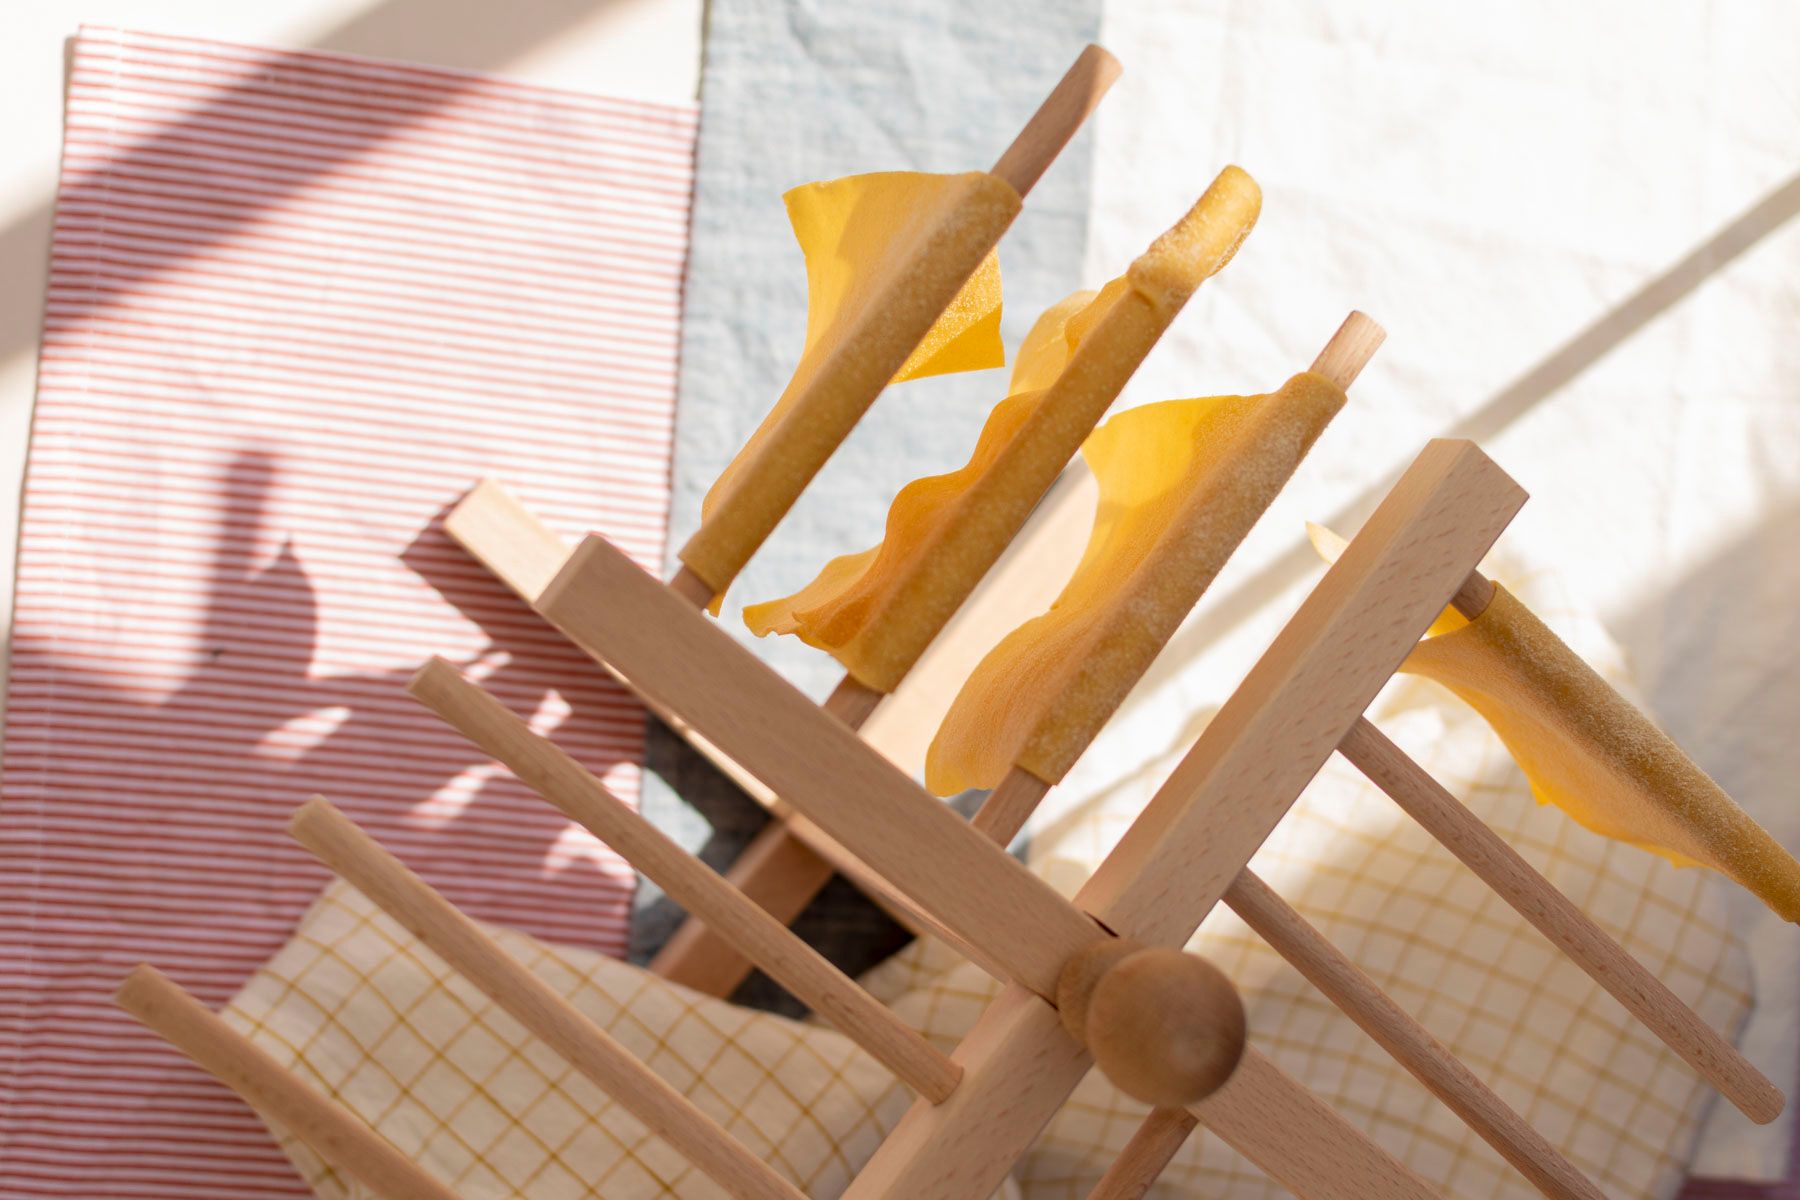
(1056, 938, 1247, 1108)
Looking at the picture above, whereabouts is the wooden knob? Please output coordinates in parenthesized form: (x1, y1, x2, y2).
(1056, 939, 1247, 1107)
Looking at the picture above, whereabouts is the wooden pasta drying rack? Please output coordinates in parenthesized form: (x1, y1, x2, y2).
(117, 45, 1786, 1200)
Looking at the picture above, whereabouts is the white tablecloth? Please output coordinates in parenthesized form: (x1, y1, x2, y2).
(1081, 1, 1800, 1177)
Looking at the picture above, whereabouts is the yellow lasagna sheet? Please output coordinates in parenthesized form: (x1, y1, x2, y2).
(1405, 585, 1800, 921)
(681, 170, 1020, 600)
(744, 166, 1264, 691)
(926, 371, 1344, 794)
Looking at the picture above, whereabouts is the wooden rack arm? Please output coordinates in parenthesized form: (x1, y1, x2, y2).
(1224, 869, 1606, 1200)
(406, 659, 959, 1103)
(846, 441, 1524, 1199)
(116, 965, 466, 1200)
(1339, 715, 1783, 1124)
(288, 798, 809, 1200)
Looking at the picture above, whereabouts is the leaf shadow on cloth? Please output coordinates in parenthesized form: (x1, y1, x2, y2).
(0, 0, 632, 385)
(9, 448, 641, 974)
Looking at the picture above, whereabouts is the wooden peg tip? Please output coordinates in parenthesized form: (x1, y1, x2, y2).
(989, 44, 1122, 196)
(1308, 310, 1386, 392)
(1057, 940, 1247, 1107)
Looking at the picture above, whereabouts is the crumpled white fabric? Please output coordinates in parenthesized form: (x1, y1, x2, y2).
(1081, 1, 1800, 1178)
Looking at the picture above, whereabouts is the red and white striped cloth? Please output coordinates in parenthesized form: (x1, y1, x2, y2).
(0, 27, 696, 1199)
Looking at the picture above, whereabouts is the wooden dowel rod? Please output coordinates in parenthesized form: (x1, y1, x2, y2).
(969, 767, 1051, 846)
(669, 564, 716, 608)
(1307, 310, 1386, 391)
(117, 964, 465, 1200)
(1339, 715, 1784, 1124)
(678, 44, 1117, 602)
(651, 820, 843, 990)
(823, 673, 886, 727)
(778, 807, 1018, 982)
(1450, 566, 1498, 620)
(652, 672, 892, 992)
(288, 798, 808, 1200)
(406, 659, 960, 1103)
(1223, 870, 1606, 1200)
(990, 44, 1122, 196)
(1085, 1107, 1198, 1200)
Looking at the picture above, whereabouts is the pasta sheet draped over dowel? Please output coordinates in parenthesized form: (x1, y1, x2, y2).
(1403, 585, 1800, 921)
(683, 170, 1020, 599)
(743, 286, 1100, 668)
(926, 372, 1345, 795)
(745, 166, 1264, 692)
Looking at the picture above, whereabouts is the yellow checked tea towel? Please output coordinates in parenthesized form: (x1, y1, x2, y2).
(225, 564, 1752, 1199)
